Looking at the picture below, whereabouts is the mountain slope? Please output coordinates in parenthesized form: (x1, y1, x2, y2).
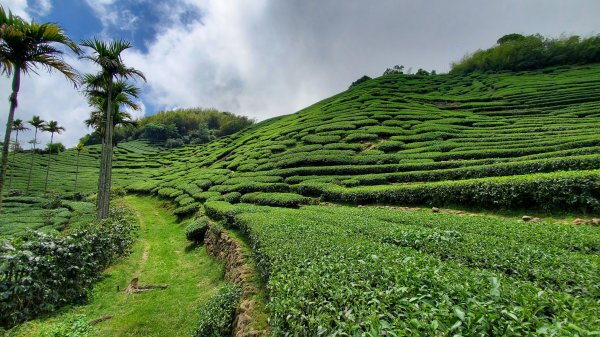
(129, 64, 600, 213)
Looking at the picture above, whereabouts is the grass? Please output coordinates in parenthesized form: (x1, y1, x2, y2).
(9, 195, 224, 337)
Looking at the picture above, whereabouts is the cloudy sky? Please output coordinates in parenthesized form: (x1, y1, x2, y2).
(1, 0, 599, 147)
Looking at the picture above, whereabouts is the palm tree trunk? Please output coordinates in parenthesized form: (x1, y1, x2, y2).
(44, 133, 54, 192)
(74, 151, 80, 193)
(0, 69, 21, 211)
(26, 128, 39, 193)
(97, 80, 113, 219)
(8, 130, 20, 190)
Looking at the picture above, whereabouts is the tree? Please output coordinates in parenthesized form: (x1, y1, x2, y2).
(349, 75, 371, 89)
(83, 74, 141, 147)
(383, 65, 404, 75)
(80, 38, 145, 219)
(43, 120, 65, 192)
(73, 143, 85, 193)
(7, 118, 28, 190)
(497, 33, 526, 45)
(142, 122, 179, 141)
(26, 116, 46, 193)
(0, 6, 80, 209)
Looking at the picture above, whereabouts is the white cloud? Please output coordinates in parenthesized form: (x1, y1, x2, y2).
(83, 0, 138, 36)
(0, 56, 97, 148)
(2, 0, 52, 18)
(34, 0, 52, 16)
(2, 0, 30, 19)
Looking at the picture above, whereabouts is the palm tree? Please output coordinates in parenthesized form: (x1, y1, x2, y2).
(80, 38, 145, 219)
(83, 75, 140, 147)
(0, 6, 80, 209)
(43, 120, 65, 192)
(7, 118, 29, 190)
(74, 143, 85, 194)
(26, 116, 46, 193)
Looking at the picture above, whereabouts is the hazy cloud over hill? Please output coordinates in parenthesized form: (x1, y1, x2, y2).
(1, 0, 599, 146)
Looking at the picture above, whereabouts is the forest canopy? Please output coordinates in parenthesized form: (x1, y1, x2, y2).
(80, 108, 254, 147)
(450, 34, 600, 73)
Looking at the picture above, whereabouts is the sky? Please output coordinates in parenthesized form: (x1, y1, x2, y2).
(1, 0, 599, 147)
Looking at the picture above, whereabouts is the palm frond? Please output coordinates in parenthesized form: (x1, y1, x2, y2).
(0, 6, 80, 84)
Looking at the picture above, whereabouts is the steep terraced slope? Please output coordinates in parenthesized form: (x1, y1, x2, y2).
(129, 64, 600, 213)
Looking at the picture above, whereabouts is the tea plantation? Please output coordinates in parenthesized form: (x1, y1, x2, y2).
(3, 64, 600, 334)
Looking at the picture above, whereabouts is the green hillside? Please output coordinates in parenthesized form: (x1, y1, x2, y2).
(127, 64, 600, 213)
(4, 64, 600, 335)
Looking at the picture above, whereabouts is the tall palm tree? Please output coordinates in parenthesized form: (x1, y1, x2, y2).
(80, 38, 145, 219)
(7, 118, 28, 190)
(83, 75, 140, 147)
(0, 6, 80, 209)
(74, 143, 85, 194)
(43, 120, 65, 193)
(26, 116, 46, 193)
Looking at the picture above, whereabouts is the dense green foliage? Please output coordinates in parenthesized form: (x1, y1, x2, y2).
(451, 34, 600, 73)
(205, 201, 600, 335)
(240, 192, 311, 208)
(193, 284, 242, 337)
(186, 217, 208, 242)
(80, 108, 254, 147)
(0, 195, 94, 237)
(349, 75, 372, 88)
(0, 206, 138, 327)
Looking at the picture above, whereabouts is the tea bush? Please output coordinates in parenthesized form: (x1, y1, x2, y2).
(0, 207, 138, 327)
(193, 284, 242, 337)
(240, 192, 310, 208)
(185, 217, 209, 242)
(214, 203, 600, 335)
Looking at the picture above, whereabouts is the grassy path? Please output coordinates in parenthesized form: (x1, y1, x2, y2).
(13, 195, 224, 337)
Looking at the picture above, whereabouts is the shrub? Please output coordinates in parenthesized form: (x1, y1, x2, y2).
(301, 134, 342, 144)
(185, 217, 209, 242)
(45, 142, 65, 153)
(451, 33, 600, 73)
(223, 192, 242, 203)
(344, 133, 379, 142)
(193, 284, 242, 337)
(240, 192, 311, 208)
(349, 75, 372, 88)
(110, 186, 127, 199)
(174, 202, 200, 216)
(377, 140, 404, 152)
(194, 191, 222, 202)
(0, 207, 138, 327)
(165, 138, 184, 148)
(305, 170, 600, 212)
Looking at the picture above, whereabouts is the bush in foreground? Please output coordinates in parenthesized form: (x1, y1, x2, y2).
(185, 217, 208, 242)
(193, 284, 242, 337)
(0, 207, 138, 328)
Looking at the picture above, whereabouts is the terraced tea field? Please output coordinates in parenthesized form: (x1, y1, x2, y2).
(126, 65, 600, 214)
(4, 140, 163, 196)
(0, 196, 94, 237)
(204, 201, 600, 335)
(124, 64, 600, 335)
(3, 64, 600, 334)
(1, 140, 164, 237)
